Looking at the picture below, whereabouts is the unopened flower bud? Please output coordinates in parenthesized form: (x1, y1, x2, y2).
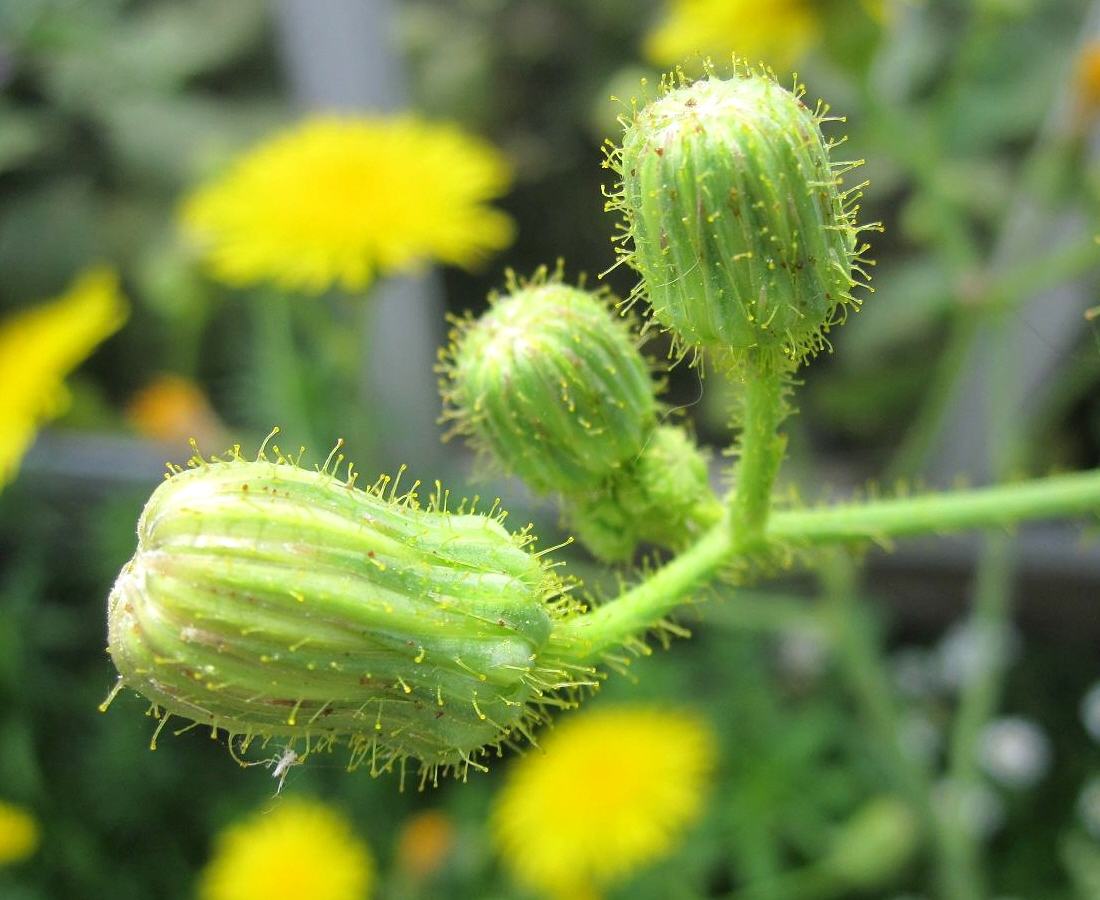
(440, 268, 657, 494)
(104, 448, 584, 780)
(608, 68, 868, 363)
(567, 424, 719, 561)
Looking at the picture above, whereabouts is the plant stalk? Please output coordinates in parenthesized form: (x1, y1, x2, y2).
(768, 470, 1100, 544)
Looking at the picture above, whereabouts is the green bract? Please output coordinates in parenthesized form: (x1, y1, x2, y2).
(105, 449, 584, 781)
(441, 270, 657, 493)
(609, 69, 867, 363)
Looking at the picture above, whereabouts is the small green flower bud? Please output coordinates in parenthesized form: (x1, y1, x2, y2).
(104, 447, 584, 780)
(608, 68, 868, 363)
(821, 795, 919, 889)
(568, 424, 719, 561)
(440, 268, 657, 494)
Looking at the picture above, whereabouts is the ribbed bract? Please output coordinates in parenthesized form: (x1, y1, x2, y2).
(443, 274, 656, 494)
(612, 72, 862, 361)
(106, 455, 571, 776)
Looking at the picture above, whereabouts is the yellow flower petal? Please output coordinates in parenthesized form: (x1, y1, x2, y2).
(644, 0, 819, 69)
(492, 705, 716, 898)
(0, 265, 128, 490)
(179, 116, 515, 295)
(198, 797, 374, 900)
(0, 799, 39, 866)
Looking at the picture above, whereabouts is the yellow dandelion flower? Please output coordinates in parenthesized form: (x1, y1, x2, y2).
(179, 116, 515, 295)
(198, 797, 374, 900)
(0, 266, 128, 490)
(491, 705, 716, 899)
(644, 0, 819, 70)
(0, 800, 39, 866)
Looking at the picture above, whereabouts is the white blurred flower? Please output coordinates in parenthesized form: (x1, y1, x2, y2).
(977, 717, 1052, 791)
(1080, 682, 1100, 743)
(936, 620, 1020, 692)
(934, 778, 1005, 839)
(776, 626, 828, 682)
(891, 647, 938, 699)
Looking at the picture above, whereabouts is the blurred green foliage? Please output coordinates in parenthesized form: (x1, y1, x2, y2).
(3, 0, 1100, 898)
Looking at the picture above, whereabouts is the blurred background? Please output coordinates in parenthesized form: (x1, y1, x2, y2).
(4, 0, 1100, 897)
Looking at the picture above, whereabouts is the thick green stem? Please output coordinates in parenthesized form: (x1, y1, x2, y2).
(727, 353, 792, 542)
(559, 466, 1100, 666)
(558, 523, 734, 663)
(768, 469, 1100, 544)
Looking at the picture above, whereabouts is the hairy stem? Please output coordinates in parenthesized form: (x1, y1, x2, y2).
(727, 352, 793, 543)
(560, 523, 734, 662)
(561, 467, 1100, 664)
(768, 469, 1100, 544)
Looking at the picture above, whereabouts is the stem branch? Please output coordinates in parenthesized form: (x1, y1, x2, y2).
(769, 470, 1100, 544)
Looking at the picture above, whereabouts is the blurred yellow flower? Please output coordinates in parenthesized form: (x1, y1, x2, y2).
(126, 373, 226, 451)
(0, 799, 39, 866)
(198, 797, 374, 900)
(644, 0, 819, 69)
(180, 116, 515, 295)
(1073, 40, 1100, 129)
(394, 809, 455, 881)
(491, 705, 716, 899)
(0, 266, 128, 490)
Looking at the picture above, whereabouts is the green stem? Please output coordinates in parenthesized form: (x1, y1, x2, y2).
(936, 254, 1024, 900)
(983, 233, 1100, 315)
(889, 233, 1100, 481)
(935, 534, 1015, 900)
(768, 469, 1100, 544)
(560, 466, 1100, 664)
(728, 353, 792, 542)
(559, 522, 734, 663)
(886, 311, 981, 481)
(252, 292, 316, 450)
(818, 554, 923, 799)
(816, 552, 962, 895)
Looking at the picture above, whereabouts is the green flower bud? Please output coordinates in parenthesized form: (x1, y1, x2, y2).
(608, 68, 869, 363)
(821, 795, 919, 889)
(104, 446, 585, 781)
(568, 424, 719, 561)
(440, 267, 657, 494)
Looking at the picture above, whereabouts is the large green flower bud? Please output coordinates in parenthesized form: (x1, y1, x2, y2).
(104, 447, 584, 780)
(608, 68, 868, 363)
(440, 268, 657, 495)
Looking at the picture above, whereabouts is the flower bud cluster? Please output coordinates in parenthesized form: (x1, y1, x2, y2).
(441, 268, 716, 561)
